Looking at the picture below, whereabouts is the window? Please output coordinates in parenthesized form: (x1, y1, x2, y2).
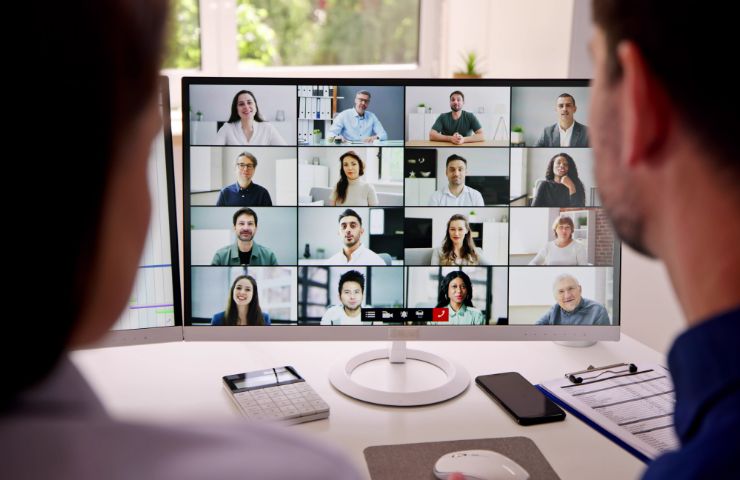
(164, 0, 201, 69)
(380, 147, 403, 182)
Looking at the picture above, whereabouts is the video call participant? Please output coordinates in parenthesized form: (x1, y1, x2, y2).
(427, 154, 484, 206)
(429, 91, 484, 145)
(216, 151, 273, 206)
(535, 93, 590, 147)
(535, 274, 609, 325)
(211, 208, 278, 266)
(328, 90, 388, 143)
(329, 151, 378, 206)
(216, 90, 287, 146)
(532, 152, 586, 207)
(326, 209, 386, 266)
(320, 270, 370, 325)
(431, 214, 490, 266)
(529, 216, 588, 265)
(590, 2, 740, 476)
(433, 271, 485, 325)
(211, 275, 271, 325)
(4, 1, 361, 478)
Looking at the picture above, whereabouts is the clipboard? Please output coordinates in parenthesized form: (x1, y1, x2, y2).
(537, 362, 679, 463)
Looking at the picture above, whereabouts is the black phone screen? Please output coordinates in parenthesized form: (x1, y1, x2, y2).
(476, 372, 566, 425)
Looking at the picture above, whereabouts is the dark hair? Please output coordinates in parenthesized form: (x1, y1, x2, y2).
(338, 209, 362, 226)
(436, 271, 475, 308)
(8, 0, 168, 401)
(233, 207, 258, 226)
(334, 151, 364, 205)
(557, 93, 576, 105)
(545, 153, 585, 203)
(440, 214, 478, 265)
(237, 151, 258, 167)
(356, 90, 371, 99)
(592, 0, 738, 164)
(227, 90, 264, 123)
(223, 275, 264, 326)
(446, 154, 467, 167)
(450, 90, 465, 101)
(338, 270, 365, 295)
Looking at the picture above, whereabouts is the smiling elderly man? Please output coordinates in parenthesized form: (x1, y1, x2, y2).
(535, 273, 610, 325)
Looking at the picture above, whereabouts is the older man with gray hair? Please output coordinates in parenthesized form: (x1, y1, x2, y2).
(535, 273, 610, 325)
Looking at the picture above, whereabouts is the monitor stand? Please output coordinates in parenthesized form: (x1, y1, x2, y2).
(555, 340, 597, 347)
(328, 341, 470, 406)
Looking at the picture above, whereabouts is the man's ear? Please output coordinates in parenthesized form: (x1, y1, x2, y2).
(617, 40, 672, 168)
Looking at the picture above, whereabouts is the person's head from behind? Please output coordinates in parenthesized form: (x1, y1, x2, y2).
(552, 274, 582, 312)
(436, 270, 474, 309)
(446, 154, 467, 188)
(228, 90, 264, 123)
(334, 151, 364, 204)
(354, 90, 371, 115)
(10, 0, 168, 400)
(449, 91, 465, 112)
(552, 215, 575, 241)
(589, 1, 739, 257)
(338, 270, 365, 312)
(556, 93, 577, 124)
(545, 152, 580, 182)
(232, 208, 258, 243)
(235, 152, 257, 186)
(338, 209, 364, 248)
(443, 214, 476, 257)
(224, 275, 264, 326)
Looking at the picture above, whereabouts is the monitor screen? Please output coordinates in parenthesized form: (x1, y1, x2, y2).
(182, 78, 620, 341)
(103, 77, 183, 345)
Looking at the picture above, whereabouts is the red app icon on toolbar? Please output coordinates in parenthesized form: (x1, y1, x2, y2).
(432, 308, 449, 322)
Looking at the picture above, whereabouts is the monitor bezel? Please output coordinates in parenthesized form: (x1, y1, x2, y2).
(181, 76, 620, 342)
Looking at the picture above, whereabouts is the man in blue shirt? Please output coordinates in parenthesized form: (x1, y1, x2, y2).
(216, 151, 272, 206)
(536, 274, 610, 325)
(589, 1, 740, 478)
(328, 90, 387, 143)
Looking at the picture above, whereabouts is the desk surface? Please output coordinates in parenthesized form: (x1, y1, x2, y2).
(72, 336, 663, 479)
(405, 140, 509, 147)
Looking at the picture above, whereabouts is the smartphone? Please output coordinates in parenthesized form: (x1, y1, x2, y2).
(476, 372, 566, 426)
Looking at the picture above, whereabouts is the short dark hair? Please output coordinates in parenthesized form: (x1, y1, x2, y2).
(233, 207, 258, 226)
(450, 90, 465, 101)
(356, 90, 371, 99)
(237, 152, 257, 167)
(446, 154, 467, 167)
(338, 270, 365, 295)
(557, 93, 576, 105)
(338, 209, 362, 226)
(592, 0, 738, 164)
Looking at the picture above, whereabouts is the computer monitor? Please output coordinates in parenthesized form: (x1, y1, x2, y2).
(181, 78, 620, 405)
(101, 76, 183, 346)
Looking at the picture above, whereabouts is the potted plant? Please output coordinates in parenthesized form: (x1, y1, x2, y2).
(312, 129, 322, 144)
(511, 125, 524, 145)
(417, 103, 426, 114)
(453, 51, 482, 79)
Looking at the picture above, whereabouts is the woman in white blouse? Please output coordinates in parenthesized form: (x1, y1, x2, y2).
(329, 151, 378, 206)
(431, 214, 490, 265)
(529, 215, 588, 265)
(216, 90, 287, 145)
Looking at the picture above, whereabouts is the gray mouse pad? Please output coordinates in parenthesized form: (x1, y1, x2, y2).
(363, 436, 560, 480)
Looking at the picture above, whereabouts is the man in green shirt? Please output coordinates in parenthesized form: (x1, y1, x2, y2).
(211, 207, 278, 265)
(429, 90, 485, 145)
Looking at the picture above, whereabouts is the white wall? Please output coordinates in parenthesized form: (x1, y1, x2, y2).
(526, 148, 595, 204)
(511, 86, 591, 146)
(510, 208, 551, 254)
(188, 84, 297, 143)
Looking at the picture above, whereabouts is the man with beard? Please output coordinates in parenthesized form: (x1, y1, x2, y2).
(326, 209, 385, 265)
(427, 154, 484, 206)
(320, 270, 371, 325)
(328, 90, 388, 143)
(588, 1, 740, 477)
(212, 207, 278, 265)
(429, 91, 485, 145)
(535, 93, 590, 147)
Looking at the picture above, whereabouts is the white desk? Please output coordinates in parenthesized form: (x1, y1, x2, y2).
(72, 336, 663, 479)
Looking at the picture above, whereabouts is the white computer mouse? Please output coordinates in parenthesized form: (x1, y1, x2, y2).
(433, 449, 530, 480)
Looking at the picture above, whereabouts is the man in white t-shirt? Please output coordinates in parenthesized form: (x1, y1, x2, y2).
(427, 154, 484, 206)
(326, 209, 386, 265)
(320, 270, 372, 325)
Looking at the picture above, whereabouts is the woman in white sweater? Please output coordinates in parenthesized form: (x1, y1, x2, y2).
(216, 90, 287, 145)
(529, 215, 588, 265)
(329, 151, 378, 206)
